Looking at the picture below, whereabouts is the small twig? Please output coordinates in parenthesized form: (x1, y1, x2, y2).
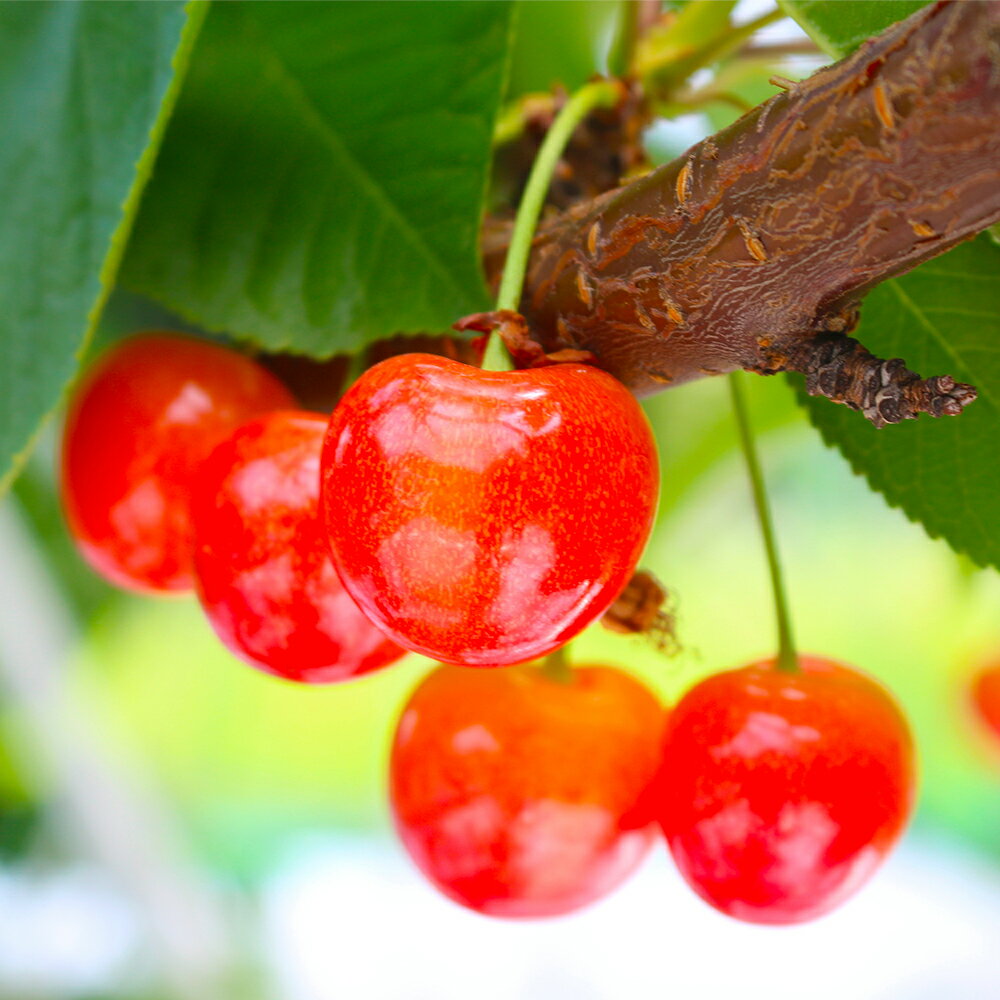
(738, 39, 822, 59)
(778, 333, 978, 428)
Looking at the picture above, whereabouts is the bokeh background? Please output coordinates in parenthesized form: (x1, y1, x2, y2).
(2, 2, 999, 998)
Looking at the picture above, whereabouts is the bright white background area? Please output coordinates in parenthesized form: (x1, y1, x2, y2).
(5, 831, 1000, 999)
(262, 835, 1000, 1000)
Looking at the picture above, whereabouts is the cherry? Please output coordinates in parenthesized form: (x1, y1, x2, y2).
(656, 655, 915, 925)
(389, 661, 664, 917)
(971, 659, 1000, 740)
(191, 410, 407, 683)
(61, 333, 295, 593)
(321, 354, 658, 666)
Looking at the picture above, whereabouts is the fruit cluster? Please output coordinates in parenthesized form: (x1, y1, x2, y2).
(60, 331, 915, 924)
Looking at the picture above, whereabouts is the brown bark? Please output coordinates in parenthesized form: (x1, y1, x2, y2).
(519, 0, 1000, 426)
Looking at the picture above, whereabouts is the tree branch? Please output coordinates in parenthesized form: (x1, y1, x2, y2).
(519, 0, 1000, 425)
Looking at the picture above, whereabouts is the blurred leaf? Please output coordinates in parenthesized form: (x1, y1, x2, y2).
(0, 804, 41, 863)
(506, 1, 629, 97)
(0, 711, 42, 862)
(801, 237, 1000, 569)
(0, 1, 206, 495)
(645, 371, 802, 525)
(779, 0, 925, 56)
(11, 429, 115, 623)
(638, 0, 744, 94)
(121, 1, 515, 358)
(665, 0, 737, 48)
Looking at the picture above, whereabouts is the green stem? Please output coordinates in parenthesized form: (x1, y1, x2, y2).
(539, 644, 573, 684)
(480, 79, 621, 372)
(728, 374, 798, 674)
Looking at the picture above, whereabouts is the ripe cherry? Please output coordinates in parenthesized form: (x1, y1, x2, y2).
(389, 661, 665, 917)
(62, 333, 295, 593)
(656, 655, 915, 925)
(321, 354, 659, 666)
(971, 659, 1000, 741)
(191, 411, 407, 684)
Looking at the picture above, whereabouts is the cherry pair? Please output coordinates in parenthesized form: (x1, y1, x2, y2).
(61, 333, 403, 683)
(390, 654, 914, 924)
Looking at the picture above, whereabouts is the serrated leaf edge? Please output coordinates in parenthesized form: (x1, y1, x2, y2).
(0, 0, 212, 498)
(797, 380, 996, 571)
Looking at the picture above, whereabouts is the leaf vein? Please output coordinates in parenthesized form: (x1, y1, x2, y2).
(243, 11, 470, 305)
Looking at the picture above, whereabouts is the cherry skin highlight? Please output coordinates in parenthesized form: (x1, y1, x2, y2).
(61, 333, 295, 593)
(321, 354, 659, 666)
(191, 411, 407, 684)
(657, 655, 915, 925)
(971, 660, 1000, 741)
(389, 662, 665, 917)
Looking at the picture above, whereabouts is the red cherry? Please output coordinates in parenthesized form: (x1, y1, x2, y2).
(321, 354, 658, 666)
(657, 655, 915, 925)
(971, 660, 1000, 740)
(62, 333, 295, 593)
(191, 410, 407, 683)
(389, 662, 664, 917)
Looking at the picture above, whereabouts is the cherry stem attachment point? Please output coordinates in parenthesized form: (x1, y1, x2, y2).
(480, 79, 622, 373)
(728, 373, 799, 675)
(539, 644, 573, 684)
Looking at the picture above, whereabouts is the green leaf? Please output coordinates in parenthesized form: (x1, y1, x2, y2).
(0, 1, 207, 495)
(121, 1, 516, 358)
(779, 0, 927, 56)
(801, 237, 1000, 568)
(506, 1, 629, 97)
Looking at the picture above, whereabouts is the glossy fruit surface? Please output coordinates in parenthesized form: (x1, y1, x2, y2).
(321, 354, 658, 666)
(62, 333, 295, 593)
(972, 660, 1000, 740)
(389, 662, 664, 917)
(657, 655, 915, 925)
(192, 411, 406, 683)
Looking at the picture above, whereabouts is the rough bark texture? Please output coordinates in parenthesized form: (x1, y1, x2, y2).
(519, 0, 1000, 426)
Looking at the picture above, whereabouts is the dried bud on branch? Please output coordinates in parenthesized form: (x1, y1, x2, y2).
(786, 333, 978, 427)
(601, 569, 678, 653)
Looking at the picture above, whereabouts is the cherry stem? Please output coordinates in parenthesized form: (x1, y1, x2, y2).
(539, 644, 573, 684)
(728, 373, 799, 674)
(480, 79, 622, 372)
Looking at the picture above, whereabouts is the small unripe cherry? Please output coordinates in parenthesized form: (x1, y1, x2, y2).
(389, 661, 665, 918)
(61, 333, 295, 593)
(971, 659, 1000, 741)
(656, 655, 915, 924)
(191, 410, 406, 683)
